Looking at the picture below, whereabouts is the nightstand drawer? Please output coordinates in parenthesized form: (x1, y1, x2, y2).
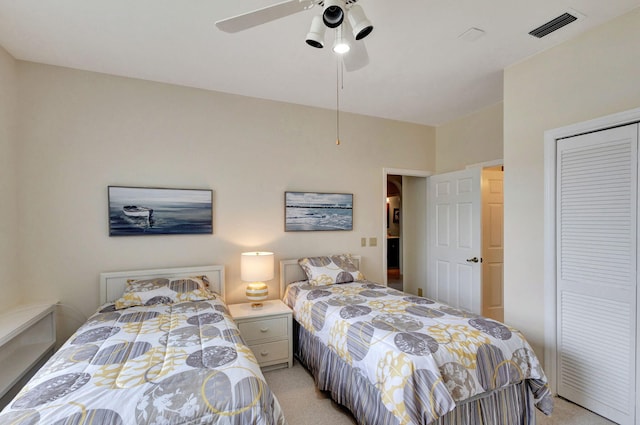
(238, 316, 288, 342)
(249, 340, 289, 365)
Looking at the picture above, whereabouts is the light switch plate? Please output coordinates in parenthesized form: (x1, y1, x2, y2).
(361, 237, 367, 247)
(369, 237, 377, 247)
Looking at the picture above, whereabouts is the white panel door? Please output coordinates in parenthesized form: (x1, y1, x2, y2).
(427, 168, 481, 314)
(556, 124, 638, 425)
(481, 169, 504, 322)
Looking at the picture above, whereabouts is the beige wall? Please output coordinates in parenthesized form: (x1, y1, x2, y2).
(13, 62, 435, 339)
(7, 6, 638, 354)
(0, 45, 20, 310)
(504, 7, 640, 359)
(436, 102, 503, 173)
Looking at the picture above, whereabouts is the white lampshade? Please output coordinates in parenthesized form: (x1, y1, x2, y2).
(323, 0, 345, 28)
(306, 15, 326, 48)
(241, 252, 274, 282)
(241, 252, 274, 309)
(347, 4, 373, 40)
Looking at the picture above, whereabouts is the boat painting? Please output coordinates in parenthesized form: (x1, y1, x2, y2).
(122, 205, 153, 218)
(285, 191, 353, 231)
(109, 186, 213, 236)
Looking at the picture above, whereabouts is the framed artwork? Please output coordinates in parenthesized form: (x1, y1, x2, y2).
(108, 186, 213, 236)
(285, 191, 353, 231)
(393, 208, 400, 224)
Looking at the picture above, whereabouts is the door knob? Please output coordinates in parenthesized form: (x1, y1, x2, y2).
(466, 257, 479, 263)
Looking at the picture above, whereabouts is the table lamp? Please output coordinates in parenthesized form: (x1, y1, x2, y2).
(241, 251, 274, 309)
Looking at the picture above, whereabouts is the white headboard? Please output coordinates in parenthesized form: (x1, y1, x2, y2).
(99, 265, 225, 304)
(279, 256, 361, 296)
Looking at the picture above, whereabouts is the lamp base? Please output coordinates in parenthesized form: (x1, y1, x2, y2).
(246, 281, 268, 310)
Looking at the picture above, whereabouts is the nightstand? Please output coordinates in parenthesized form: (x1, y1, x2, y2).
(228, 299, 292, 370)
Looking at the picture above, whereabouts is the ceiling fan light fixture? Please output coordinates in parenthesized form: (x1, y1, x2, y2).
(332, 26, 350, 54)
(323, 0, 345, 28)
(347, 5, 373, 40)
(306, 15, 326, 48)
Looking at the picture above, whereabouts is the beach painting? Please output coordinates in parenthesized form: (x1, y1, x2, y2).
(108, 186, 213, 236)
(285, 191, 353, 231)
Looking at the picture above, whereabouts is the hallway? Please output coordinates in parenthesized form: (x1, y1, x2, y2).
(387, 268, 402, 291)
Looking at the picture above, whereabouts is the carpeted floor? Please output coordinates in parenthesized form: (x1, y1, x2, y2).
(263, 360, 356, 424)
(263, 360, 615, 425)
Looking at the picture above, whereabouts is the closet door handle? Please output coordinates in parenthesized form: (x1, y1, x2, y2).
(466, 257, 479, 263)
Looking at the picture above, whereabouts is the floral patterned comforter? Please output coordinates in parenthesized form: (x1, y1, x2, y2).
(0, 299, 286, 425)
(284, 280, 552, 424)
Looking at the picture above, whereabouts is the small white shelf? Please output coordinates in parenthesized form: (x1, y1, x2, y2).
(0, 303, 56, 399)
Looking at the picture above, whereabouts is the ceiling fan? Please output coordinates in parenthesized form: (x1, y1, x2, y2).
(215, 0, 373, 71)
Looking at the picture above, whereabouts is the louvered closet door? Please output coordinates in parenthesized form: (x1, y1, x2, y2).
(557, 123, 638, 425)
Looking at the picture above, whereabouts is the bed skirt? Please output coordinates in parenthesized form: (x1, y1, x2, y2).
(294, 320, 539, 425)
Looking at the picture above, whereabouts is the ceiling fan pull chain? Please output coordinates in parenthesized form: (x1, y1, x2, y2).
(336, 58, 341, 145)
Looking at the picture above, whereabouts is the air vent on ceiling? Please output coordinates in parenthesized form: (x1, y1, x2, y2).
(529, 12, 578, 38)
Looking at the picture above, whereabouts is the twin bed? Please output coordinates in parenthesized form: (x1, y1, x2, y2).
(1, 257, 552, 425)
(0, 265, 286, 425)
(280, 255, 552, 425)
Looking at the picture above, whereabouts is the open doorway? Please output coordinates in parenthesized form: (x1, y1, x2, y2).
(387, 175, 402, 290)
(383, 166, 503, 315)
(382, 168, 430, 294)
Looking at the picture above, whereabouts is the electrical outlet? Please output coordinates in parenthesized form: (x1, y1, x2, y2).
(369, 237, 377, 247)
(361, 237, 367, 247)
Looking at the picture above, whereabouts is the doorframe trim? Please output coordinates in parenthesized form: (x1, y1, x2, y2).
(543, 107, 640, 394)
(465, 159, 504, 170)
(382, 168, 431, 286)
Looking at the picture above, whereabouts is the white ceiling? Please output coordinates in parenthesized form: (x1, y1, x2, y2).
(0, 0, 638, 126)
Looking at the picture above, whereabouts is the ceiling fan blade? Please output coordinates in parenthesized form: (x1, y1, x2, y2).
(216, 0, 315, 33)
(344, 41, 368, 71)
(342, 20, 369, 72)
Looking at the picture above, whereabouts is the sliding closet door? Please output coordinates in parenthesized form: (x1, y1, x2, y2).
(556, 123, 638, 425)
